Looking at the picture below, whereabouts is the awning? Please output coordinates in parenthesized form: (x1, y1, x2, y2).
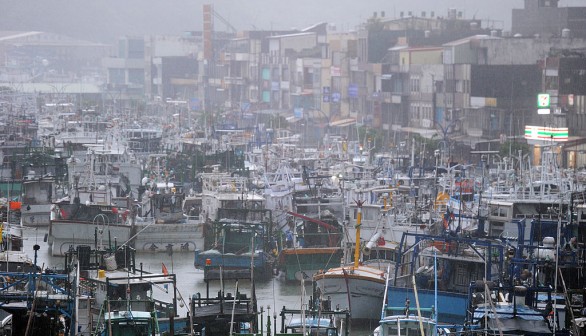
(399, 127, 438, 139)
(329, 118, 356, 127)
(286, 115, 302, 123)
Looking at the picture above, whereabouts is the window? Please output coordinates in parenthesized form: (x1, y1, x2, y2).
(281, 67, 289, 81)
(410, 78, 420, 92)
(128, 69, 144, 85)
(455, 264, 468, 286)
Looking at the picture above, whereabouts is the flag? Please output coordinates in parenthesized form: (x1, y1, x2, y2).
(162, 262, 169, 276)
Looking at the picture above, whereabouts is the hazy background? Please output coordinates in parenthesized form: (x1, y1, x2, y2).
(1, 0, 584, 43)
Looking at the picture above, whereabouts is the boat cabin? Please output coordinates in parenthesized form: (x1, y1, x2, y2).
(284, 317, 339, 336)
(102, 310, 155, 336)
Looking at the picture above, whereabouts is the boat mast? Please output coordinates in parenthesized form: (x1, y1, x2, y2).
(353, 200, 364, 268)
(411, 276, 425, 336)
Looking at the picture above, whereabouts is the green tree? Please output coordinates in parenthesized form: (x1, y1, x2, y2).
(499, 140, 530, 158)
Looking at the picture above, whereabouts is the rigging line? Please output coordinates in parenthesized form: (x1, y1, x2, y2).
(323, 246, 339, 270)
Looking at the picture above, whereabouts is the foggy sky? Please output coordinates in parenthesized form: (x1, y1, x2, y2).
(1, 0, 584, 43)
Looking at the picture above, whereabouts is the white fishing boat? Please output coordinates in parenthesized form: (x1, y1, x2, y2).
(313, 201, 389, 321)
(131, 154, 206, 253)
(313, 264, 387, 321)
(47, 144, 136, 256)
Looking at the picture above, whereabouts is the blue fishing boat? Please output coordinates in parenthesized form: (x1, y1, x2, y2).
(389, 232, 506, 324)
(194, 208, 275, 280)
(194, 173, 276, 280)
(277, 210, 343, 281)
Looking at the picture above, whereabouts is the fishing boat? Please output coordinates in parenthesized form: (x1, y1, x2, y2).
(292, 165, 344, 219)
(466, 282, 552, 335)
(0, 227, 38, 274)
(21, 174, 59, 227)
(48, 198, 133, 256)
(374, 279, 438, 336)
(313, 201, 389, 321)
(194, 173, 276, 280)
(277, 210, 343, 281)
(0, 244, 89, 336)
(190, 279, 258, 335)
(64, 245, 191, 336)
(278, 280, 350, 336)
(132, 155, 205, 253)
(47, 144, 137, 256)
(100, 310, 158, 336)
(387, 231, 506, 324)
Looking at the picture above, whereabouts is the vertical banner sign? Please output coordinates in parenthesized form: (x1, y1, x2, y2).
(537, 93, 551, 114)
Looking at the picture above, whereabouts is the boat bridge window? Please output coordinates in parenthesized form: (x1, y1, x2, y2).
(385, 322, 434, 336)
(489, 222, 504, 237)
(455, 264, 469, 287)
(363, 249, 395, 262)
(109, 321, 151, 335)
(289, 328, 337, 336)
(490, 206, 508, 218)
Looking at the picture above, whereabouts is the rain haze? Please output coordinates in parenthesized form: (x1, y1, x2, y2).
(1, 0, 584, 43)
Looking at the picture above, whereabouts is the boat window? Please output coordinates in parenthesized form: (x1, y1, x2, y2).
(386, 326, 414, 336)
(362, 209, 377, 221)
(110, 321, 151, 335)
(290, 328, 337, 336)
(490, 206, 508, 218)
(455, 263, 468, 286)
(386, 321, 433, 336)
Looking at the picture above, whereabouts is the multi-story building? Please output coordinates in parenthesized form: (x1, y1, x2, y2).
(0, 31, 110, 83)
(512, 0, 586, 38)
(103, 34, 200, 101)
(460, 35, 586, 143)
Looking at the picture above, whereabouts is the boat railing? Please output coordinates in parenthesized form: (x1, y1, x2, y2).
(384, 305, 435, 317)
(107, 299, 158, 314)
(191, 291, 254, 312)
(183, 214, 200, 223)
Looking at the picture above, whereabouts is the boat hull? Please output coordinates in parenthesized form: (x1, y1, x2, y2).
(279, 247, 343, 281)
(194, 250, 273, 280)
(386, 286, 467, 324)
(314, 266, 386, 320)
(48, 220, 132, 256)
(20, 204, 52, 227)
(131, 220, 205, 253)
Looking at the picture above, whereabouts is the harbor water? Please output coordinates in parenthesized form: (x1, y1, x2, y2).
(22, 227, 376, 335)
